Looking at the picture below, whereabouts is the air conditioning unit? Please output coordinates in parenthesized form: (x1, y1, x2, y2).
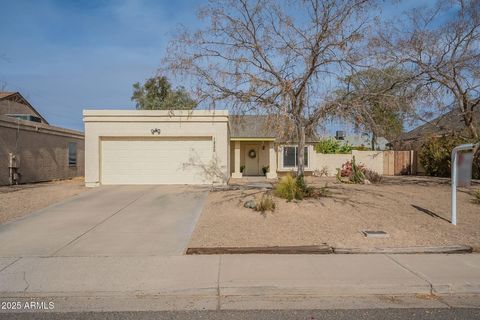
(335, 130, 345, 140)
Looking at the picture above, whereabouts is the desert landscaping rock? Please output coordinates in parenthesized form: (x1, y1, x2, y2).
(246, 183, 273, 189)
(244, 200, 256, 209)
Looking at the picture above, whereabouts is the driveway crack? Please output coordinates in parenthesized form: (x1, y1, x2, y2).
(385, 254, 453, 308)
(0, 257, 21, 273)
(51, 188, 154, 256)
(386, 254, 434, 294)
(23, 271, 30, 292)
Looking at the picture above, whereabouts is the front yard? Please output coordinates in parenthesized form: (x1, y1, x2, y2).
(189, 176, 480, 251)
(0, 178, 86, 225)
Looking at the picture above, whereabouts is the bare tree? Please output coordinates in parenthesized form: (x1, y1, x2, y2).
(164, 0, 374, 176)
(373, 0, 480, 139)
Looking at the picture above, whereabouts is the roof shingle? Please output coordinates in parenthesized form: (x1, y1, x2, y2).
(229, 115, 319, 142)
(393, 108, 480, 150)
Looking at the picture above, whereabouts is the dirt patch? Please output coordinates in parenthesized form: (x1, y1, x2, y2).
(188, 176, 480, 250)
(0, 178, 87, 225)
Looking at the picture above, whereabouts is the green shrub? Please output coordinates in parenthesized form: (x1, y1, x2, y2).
(262, 165, 269, 176)
(350, 156, 366, 183)
(315, 138, 338, 154)
(315, 138, 353, 154)
(294, 174, 315, 199)
(255, 193, 276, 212)
(473, 189, 480, 205)
(275, 174, 313, 201)
(351, 146, 370, 151)
(240, 165, 245, 173)
(296, 174, 306, 199)
(275, 174, 298, 201)
(419, 135, 480, 179)
(338, 143, 354, 154)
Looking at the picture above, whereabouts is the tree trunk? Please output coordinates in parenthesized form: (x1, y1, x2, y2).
(297, 125, 306, 177)
(466, 116, 479, 140)
(462, 104, 478, 140)
(371, 132, 376, 151)
(468, 122, 478, 140)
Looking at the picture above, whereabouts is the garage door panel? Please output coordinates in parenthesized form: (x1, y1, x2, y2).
(101, 138, 213, 185)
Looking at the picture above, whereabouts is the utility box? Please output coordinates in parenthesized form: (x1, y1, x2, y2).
(9, 153, 19, 168)
(8, 153, 20, 185)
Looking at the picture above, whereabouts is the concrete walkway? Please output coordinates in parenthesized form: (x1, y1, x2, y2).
(0, 185, 209, 257)
(0, 254, 479, 311)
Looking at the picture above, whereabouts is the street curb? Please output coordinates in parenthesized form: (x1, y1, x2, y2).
(333, 245, 473, 254)
(187, 245, 472, 255)
(187, 245, 332, 254)
(1, 293, 478, 312)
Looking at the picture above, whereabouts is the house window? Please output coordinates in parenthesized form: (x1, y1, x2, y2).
(283, 146, 308, 168)
(68, 142, 77, 167)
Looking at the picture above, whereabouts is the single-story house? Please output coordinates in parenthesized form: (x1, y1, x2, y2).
(83, 110, 320, 186)
(0, 92, 84, 185)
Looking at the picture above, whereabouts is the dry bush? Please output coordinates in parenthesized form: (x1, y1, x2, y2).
(310, 183, 332, 198)
(275, 174, 313, 201)
(255, 193, 276, 212)
(275, 174, 298, 201)
(364, 169, 382, 184)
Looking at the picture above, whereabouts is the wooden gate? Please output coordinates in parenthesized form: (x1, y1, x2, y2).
(383, 151, 416, 175)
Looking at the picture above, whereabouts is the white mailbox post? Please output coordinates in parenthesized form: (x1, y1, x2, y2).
(451, 143, 479, 225)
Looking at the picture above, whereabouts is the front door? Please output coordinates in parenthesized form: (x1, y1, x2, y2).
(244, 144, 260, 175)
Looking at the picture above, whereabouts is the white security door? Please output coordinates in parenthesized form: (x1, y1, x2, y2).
(101, 137, 213, 185)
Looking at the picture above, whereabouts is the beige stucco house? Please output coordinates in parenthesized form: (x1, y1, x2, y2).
(83, 110, 319, 187)
(0, 92, 84, 185)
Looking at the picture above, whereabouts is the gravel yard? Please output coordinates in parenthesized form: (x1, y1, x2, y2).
(0, 178, 87, 224)
(188, 176, 480, 250)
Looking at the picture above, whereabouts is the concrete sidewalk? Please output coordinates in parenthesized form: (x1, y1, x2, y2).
(0, 254, 479, 311)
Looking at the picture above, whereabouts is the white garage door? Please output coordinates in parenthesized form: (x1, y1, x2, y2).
(101, 137, 213, 185)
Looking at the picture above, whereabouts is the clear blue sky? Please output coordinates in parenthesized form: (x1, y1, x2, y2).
(0, 0, 423, 132)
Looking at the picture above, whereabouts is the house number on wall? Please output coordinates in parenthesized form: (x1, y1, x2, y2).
(151, 128, 161, 135)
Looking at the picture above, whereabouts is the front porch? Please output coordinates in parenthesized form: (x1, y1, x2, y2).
(230, 139, 278, 179)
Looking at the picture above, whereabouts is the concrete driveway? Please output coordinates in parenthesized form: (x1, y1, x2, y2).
(0, 185, 209, 257)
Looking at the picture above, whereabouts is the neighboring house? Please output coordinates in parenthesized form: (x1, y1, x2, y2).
(0, 92, 84, 185)
(83, 110, 321, 186)
(393, 108, 480, 150)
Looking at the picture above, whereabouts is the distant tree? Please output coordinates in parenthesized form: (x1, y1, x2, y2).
(131, 76, 196, 110)
(373, 0, 480, 139)
(337, 67, 416, 149)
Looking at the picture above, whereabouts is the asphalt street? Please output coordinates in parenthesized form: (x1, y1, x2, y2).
(2, 309, 480, 320)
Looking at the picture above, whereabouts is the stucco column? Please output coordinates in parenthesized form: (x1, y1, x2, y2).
(84, 122, 100, 187)
(231, 140, 242, 178)
(266, 141, 278, 179)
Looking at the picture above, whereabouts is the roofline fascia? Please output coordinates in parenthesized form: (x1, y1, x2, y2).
(230, 137, 276, 141)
